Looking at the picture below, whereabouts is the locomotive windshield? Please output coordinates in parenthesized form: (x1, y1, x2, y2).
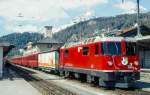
(126, 42, 137, 55)
(102, 42, 121, 55)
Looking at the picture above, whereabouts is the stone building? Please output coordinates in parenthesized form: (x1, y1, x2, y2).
(23, 26, 63, 55)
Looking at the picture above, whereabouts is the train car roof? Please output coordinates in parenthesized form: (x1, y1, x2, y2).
(38, 49, 59, 54)
(61, 36, 136, 49)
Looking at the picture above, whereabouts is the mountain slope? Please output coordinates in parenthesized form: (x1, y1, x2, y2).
(1, 12, 150, 56)
(53, 12, 150, 42)
(0, 32, 43, 56)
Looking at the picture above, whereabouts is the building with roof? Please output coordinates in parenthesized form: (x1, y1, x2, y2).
(116, 25, 150, 69)
(0, 42, 14, 78)
(137, 35, 150, 69)
(116, 25, 150, 37)
(23, 26, 63, 55)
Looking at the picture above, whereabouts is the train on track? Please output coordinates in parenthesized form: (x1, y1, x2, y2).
(8, 36, 140, 88)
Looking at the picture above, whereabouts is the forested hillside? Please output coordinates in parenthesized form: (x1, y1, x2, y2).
(0, 32, 43, 56)
(53, 12, 150, 42)
(0, 12, 150, 56)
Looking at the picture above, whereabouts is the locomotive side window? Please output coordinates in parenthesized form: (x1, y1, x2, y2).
(95, 44, 99, 55)
(126, 42, 137, 55)
(83, 47, 89, 56)
(101, 42, 107, 55)
(64, 50, 69, 57)
(101, 42, 121, 55)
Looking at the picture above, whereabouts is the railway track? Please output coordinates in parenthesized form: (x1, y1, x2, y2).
(72, 81, 150, 95)
(11, 65, 77, 95)
(10, 64, 150, 95)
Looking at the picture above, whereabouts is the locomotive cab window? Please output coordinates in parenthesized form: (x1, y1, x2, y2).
(101, 42, 121, 56)
(126, 42, 137, 55)
(83, 47, 89, 56)
(64, 50, 69, 57)
(95, 44, 99, 55)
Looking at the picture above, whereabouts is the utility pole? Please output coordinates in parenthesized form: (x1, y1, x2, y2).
(122, 0, 142, 37)
(136, 0, 142, 37)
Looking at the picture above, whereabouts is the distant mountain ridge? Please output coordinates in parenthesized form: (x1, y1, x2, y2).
(0, 32, 43, 56)
(1, 12, 150, 56)
(53, 12, 150, 42)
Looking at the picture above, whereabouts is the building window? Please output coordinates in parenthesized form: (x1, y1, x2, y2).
(64, 50, 69, 57)
(47, 44, 52, 48)
(95, 44, 99, 55)
(83, 47, 89, 56)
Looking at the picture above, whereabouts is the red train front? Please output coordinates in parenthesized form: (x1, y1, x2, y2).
(60, 37, 140, 88)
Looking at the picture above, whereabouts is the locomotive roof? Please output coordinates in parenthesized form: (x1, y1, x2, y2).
(61, 36, 136, 49)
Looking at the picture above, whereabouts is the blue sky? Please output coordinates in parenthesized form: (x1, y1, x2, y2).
(0, 0, 149, 37)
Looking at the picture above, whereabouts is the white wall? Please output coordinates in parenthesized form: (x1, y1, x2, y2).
(0, 47, 3, 78)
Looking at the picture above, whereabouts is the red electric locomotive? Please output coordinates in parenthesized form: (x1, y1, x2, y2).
(59, 36, 140, 88)
(8, 36, 140, 88)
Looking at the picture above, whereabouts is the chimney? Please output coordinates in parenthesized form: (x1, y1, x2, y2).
(44, 26, 53, 38)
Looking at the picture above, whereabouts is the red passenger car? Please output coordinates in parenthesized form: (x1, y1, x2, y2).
(9, 56, 22, 65)
(21, 54, 38, 68)
(59, 37, 140, 88)
(10, 54, 38, 68)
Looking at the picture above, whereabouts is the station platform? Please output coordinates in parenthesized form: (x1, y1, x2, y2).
(136, 69, 150, 92)
(0, 67, 41, 95)
(13, 64, 150, 95)
(4, 64, 150, 95)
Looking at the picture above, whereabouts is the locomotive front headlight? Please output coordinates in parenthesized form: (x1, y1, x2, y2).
(122, 57, 128, 65)
(108, 61, 113, 66)
(134, 61, 139, 66)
